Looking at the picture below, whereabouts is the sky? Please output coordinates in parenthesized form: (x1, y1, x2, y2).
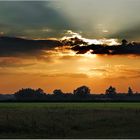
(0, 0, 140, 94)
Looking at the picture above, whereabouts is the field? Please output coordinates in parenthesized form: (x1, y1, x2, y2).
(0, 102, 140, 138)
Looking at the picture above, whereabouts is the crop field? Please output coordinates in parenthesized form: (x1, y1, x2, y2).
(0, 102, 140, 138)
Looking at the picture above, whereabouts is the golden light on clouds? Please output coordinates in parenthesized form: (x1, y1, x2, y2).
(81, 50, 97, 58)
(0, 31, 140, 94)
(0, 0, 140, 95)
(61, 30, 120, 46)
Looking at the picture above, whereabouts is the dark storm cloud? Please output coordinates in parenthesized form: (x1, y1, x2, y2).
(1, 36, 140, 58)
(0, 36, 62, 57)
(71, 41, 140, 55)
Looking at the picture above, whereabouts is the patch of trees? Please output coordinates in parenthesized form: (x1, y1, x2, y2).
(14, 88, 46, 101)
(74, 86, 90, 96)
(105, 86, 117, 97)
(7, 85, 140, 101)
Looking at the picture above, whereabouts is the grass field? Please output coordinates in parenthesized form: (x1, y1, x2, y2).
(0, 102, 140, 138)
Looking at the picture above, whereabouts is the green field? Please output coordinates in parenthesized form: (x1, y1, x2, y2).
(0, 102, 140, 138)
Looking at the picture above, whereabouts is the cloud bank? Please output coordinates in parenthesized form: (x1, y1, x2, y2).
(0, 36, 62, 57)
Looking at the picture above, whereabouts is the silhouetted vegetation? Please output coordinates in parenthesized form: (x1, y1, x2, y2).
(128, 87, 133, 96)
(0, 85, 139, 102)
(53, 89, 64, 96)
(14, 88, 46, 101)
(73, 86, 90, 96)
(105, 86, 117, 97)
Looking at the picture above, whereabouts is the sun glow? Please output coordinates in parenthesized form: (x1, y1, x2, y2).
(79, 50, 97, 58)
(46, 46, 98, 59)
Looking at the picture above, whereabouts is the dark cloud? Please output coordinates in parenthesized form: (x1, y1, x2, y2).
(0, 36, 62, 57)
(61, 37, 88, 46)
(1, 35, 140, 58)
(71, 41, 140, 55)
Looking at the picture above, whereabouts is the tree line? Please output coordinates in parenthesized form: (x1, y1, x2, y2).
(12, 85, 140, 101)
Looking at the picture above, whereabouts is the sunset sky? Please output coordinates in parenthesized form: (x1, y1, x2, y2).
(0, 0, 140, 94)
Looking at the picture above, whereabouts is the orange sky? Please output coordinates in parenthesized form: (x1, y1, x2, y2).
(0, 1, 140, 94)
(0, 49, 140, 94)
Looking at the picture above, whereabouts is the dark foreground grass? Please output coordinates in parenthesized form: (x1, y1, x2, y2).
(0, 102, 140, 138)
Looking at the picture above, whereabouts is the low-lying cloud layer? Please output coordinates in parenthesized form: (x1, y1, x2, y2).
(0, 36, 62, 57)
(61, 30, 140, 55)
(71, 42, 140, 55)
(0, 35, 140, 60)
(43, 73, 88, 78)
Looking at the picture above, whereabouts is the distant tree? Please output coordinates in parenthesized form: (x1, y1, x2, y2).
(128, 87, 133, 96)
(73, 86, 90, 96)
(36, 88, 45, 94)
(14, 88, 46, 100)
(53, 89, 63, 96)
(105, 86, 116, 96)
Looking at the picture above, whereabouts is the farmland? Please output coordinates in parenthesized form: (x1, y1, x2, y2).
(0, 102, 140, 138)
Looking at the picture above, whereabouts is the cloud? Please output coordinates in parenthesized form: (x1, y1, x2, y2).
(59, 30, 140, 56)
(0, 0, 140, 40)
(50, 0, 140, 39)
(61, 30, 120, 46)
(110, 24, 140, 41)
(99, 65, 140, 79)
(42, 73, 89, 78)
(119, 68, 140, 79)
(0, 58, 35, 68)
(0, 36, 62, 57)
(1, 35, 140, 61)
(0, 1, 76, 38)
(90, 68, 108, 72)
(71, 41, 140, 55)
